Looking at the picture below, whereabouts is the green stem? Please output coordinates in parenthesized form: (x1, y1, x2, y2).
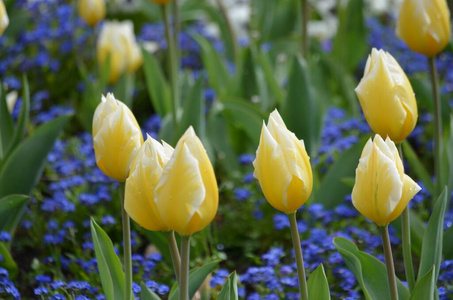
(166, 231, 181, 282)
(120, 182, 133, 300)
(288, 212, 309, 300)
(428, 56, 442, 198)
(380, 225, 399, 300)
(300, 0, 309, 59)
(172, 0, 180, 74)
(216, 0, 239, 62)
(180, 235, 191, 300)
(162, 4, 179, 133)
(397, 144, 415, 292)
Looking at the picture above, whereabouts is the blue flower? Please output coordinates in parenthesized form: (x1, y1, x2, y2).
(238, 154, 255, 165)
(234, 188, 252, 201)
(0, 232, 11, 242)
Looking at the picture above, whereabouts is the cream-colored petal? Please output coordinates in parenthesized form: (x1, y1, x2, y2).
(388, 174, 421, 223)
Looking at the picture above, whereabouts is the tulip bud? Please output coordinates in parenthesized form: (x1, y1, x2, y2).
(396, 0, 451, 57)
(97, 21, 143, 84)
(78, 0, 106, 26)
(0, 0, 9, 36)
(253, 110, 313, 214)
(92, 93, 143, 182)
(352, 135, 421, 226)
(355, 48, 418, 143)
(155, 127, 218, 236)
(125, 135, 173, 231)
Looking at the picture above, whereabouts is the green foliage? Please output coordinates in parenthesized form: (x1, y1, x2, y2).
(402, 140, 435, 195)
(307, 264, 330, 300)
(168, 260, 220, 300)
(217, 272, 239, 300)
(90, 218, 127, 300)
(333, 237, 410, 300)
(314, 137, 367, 209)
(417, 188, 448, 286)
(141, 282, 162, 300)
(411, 266, 435, 300)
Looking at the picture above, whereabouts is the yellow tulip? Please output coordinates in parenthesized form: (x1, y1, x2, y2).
(97, 21, 143, 84)
(78, 0, 106, 26)
(396, 0, 451, 57)
(92, 93, 143, 182)
(253, 110, 313, 214)
(352, 135, 421, 226)
(155, 127, 218, 236)
(125, 135, 174, 231)
(355, 48, 418, 144)
(0, 0, 9, 36)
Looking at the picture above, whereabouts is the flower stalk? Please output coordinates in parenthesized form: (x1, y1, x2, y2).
(288, 212, 309, 300)
(397, 144, 415, 291)
(120, 182, 133, 300)
(166, 230, 181, 282)
(428, 56, 442, 198)
(380, 225, 399, 300)
(180, 235, 191, 300)
(300, 0, 309, 59)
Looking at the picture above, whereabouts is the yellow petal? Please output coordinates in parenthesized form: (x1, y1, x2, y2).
(388, 174, 421, 223)
(0, 0, 8, 36)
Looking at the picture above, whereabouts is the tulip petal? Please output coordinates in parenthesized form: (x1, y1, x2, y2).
(388, 174, 422, 223)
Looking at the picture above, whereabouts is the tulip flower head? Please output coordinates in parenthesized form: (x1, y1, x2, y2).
(355, 48, 418, 143)
(352, 135, 421, 226)
(78, 0, 106, 26)
(92, 93, 143, 182)
(0, 0, 8, 36)
(125, 135, 173, 231)
(253, 110, 313, 214)
(155, 127, 218, 236)
(397, 0, 451, 57)
(97, 20, 143, 83)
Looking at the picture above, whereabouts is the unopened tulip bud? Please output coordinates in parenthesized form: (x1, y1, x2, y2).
(78, 0, 106, 26)
(352, 135, 421, 226)
(125, 135, 173, 231)
(355, 48, 418, 143)
(0, 0, 9, 36)
(397, 0, 451, 57)
(253, 110, 313, 214)
(155, 127, 218, 236)
(92, 93, 143, 182)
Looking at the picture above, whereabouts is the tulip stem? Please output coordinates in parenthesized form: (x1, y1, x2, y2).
(288, 212, 309, 300)
(162, 4, 179, 133)
(172, 0, 180, 72)
(180, 235, 191, 300)
(428, 56, 442, 198)
(300, 0, 309, 59)
(119, 182, 133, 300)
(397, 143, 415, 292)
(216, 0, 239, 62)
(380, 225, 399, 300)
(166, 231, 181, 283)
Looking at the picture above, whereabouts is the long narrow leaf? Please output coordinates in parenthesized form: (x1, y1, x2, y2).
(417, 187, 448, 282)
(0, 195, 29, 239)
(90, 218, 127, 300)
(140, 282, 162, 300)
(217, 272, 238, 300)
(307, 264, 330, 300)
(410, 266, 435, 300)
(8, 76, 30, 155)
(0, 83, 14, 161)
(0, 115, 71, 198)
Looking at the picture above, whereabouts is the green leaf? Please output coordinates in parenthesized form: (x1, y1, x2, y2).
(258, 51, 284, 105)
(142, 49, 171, 116)
(140, 282, 162, 300)
(168, 260, 220, 300)
(281, 56, 321, 155)
(307, 264, 330, 300)
(332, 0, 367, 71)
(0, 195, 29, 239)
(0, 115, 72, 198)
(114, 73, 135, 108)
(192, 34, 231, 98)
(217, 272, 238, 300)
(0, 243, 17, 278)
(175, 75, 205, 142)
(410, 266, 435, 300)
(90, 218, 126, 300)
(7, 76, 30, 156)
(402, 141, 435, 195)
(417, 187, 448, 282)
(315, 137, 368, 209)
(221, 99, 264, 147)
(0, 83, 14, 161)
(443, 226, 453, 259)
(333, 237, 409, 300)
